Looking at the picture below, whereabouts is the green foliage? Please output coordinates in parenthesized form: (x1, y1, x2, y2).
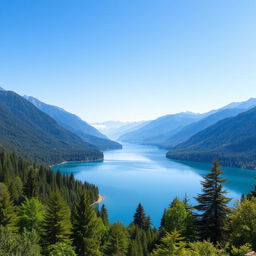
(150, 231, 189, 256)
(195, 161, 231, 243)
(8, 176, 23, 204)
(99, 204, 109, 226)
(48, 243, 77, 256)
(0, 183, 17, 231)
(161, 197, 196, 242)
(133, 203, 149, 230)
(24, 166, 40, 198)
(229, 244, 252, 256)
(230, 198, 256, 250)
(72, 191, 102, 256)
(17, 197, 44, 232)
(104, 222, 129, 256)
(189, 241, 228, 256)
(0, 226, 41, 256)
(43, 191, 72, 246)
(0, 150, 99, 207)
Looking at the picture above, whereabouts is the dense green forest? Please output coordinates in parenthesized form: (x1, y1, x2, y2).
(0, 150, 256, 255)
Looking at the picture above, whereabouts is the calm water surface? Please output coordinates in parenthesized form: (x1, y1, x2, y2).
(52, 143, 256, 226)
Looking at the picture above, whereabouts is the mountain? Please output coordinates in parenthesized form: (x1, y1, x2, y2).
(167, 106, 256, 169)
(161, 108, 249, 149)
(24, 96, 122, 150)
(221, 97, 256, 110)
(118, 112, 203, 146)
(92, 120, 150, 140)
(0, 90, 103, 164)
(155, 98, 256, 149)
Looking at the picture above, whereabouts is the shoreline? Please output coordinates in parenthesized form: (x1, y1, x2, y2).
(50, 158, 104, 168)
(91, 195, 104, 206)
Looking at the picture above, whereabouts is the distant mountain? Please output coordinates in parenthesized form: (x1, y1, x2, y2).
(24, 96, 122, 150)
(0, 90, 103, 164)
(221, 97, 256, 110)
(167, 106, 256, 169)
(162, 98, 256, 149)
(119, 112, 203, 146)
(92, 120, 150, 140)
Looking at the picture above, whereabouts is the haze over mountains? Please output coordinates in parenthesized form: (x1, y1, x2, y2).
(1, 86, 256, 169)
(116, 97, 256, 168)
(24, 96, 122, 151)
(119, 112, 203, 146)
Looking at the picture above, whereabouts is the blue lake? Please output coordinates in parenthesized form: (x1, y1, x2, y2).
(52, 143, 256, 227)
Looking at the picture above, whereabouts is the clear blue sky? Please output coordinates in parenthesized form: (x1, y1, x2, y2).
(0, 0, 256, 122)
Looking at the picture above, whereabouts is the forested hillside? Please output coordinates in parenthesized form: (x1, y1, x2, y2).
(167, 106, 256, 169)
(0, 90, 103, 164)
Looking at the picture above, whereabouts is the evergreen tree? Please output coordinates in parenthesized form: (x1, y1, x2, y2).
(195, 161, 231, 243)
(133, 203, 147, 230)
(105, 222, 129, 256)
(48, 242, 77, 256)
(43, 191, 72, 246)
(24, 166, 40, 198)
(17, 197, 44, 232)
(150, 231, 189, 256)
(8, 176, 23, 204)
(72, 190, 102, 256)
(0, 183, 17, 231)
(99, 204, 109, 226)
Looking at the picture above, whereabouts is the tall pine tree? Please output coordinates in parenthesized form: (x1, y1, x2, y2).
(72, 190, 102, 256)
(195, 161, 231, 243)
(24, 166, 39, 198)
(133, 203, 147, 230)
(0, 183, 17, 231)
(43, 191, 72, 246)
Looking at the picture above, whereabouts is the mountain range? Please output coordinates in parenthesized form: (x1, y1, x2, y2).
(0, 90, 103, 164)
(24, 96, 122, 151)
(167, 105, 256, 169)
(118, 112, 203, 146)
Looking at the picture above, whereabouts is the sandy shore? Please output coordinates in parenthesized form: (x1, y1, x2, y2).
(91, 195, 104, 206)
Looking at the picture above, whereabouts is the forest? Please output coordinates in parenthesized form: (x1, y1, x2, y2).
(0, 151, 256, 256)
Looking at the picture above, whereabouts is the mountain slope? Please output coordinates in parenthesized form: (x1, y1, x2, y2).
(167, 106, 256, 169)
(0, 90, 103, 164)
(93, 120, 150, 140)
(24, 96, 122, 150)
(119, 112, 203, 146)
(161, 108, 247, 148)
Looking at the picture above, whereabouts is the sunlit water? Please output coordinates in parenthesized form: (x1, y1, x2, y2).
(52, 143, 256, 227)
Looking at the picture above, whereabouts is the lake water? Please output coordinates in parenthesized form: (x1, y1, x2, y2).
(52, 143, 256, 227)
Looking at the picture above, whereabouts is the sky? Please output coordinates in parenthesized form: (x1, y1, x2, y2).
(0, 0, 256, 122)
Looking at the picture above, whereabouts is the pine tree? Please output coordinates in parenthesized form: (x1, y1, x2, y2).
(99, 204, 109, 226)
(17, 197, 44, 232)
(24, 166, 39, 198)
(0, 183, 17, 231)
(133, 203, 147, 230)
(105, 222, 129, 256)
(72, 190, 102, 256)
(43, 191, 72, 246)
(195, 161, 231, 243)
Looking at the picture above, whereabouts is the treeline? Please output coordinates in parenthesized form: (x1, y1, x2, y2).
(0, 150, 99, 207)
(1, 153, 256, 256)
